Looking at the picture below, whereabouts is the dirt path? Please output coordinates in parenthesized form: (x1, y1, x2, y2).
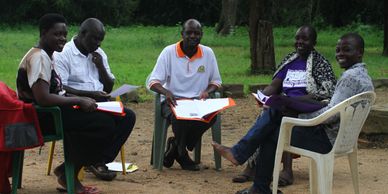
(16, 96, 388, 194)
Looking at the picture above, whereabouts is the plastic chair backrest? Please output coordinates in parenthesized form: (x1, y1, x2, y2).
(332, 91, 376, 155)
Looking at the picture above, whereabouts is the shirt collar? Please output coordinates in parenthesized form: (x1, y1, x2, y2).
(349, 63, 365, 69)
(175, 41, 203, 61)
(70, 36, 86, 57)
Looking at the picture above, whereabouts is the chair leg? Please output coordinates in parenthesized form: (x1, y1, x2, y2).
(316, 158, 334, 194)
(17, 151, 24, 189)
(348, 151, 360, 194)
(120, 146, 126, 175)
(211, 114, 222, 170)
(150, 134, 154, 165)
(63, 140, 75, 194)
(152, 118, 168, 170)
(309, 159, 318, 194)
(11, 151, 24, 194)
(46, 141, 56, 175)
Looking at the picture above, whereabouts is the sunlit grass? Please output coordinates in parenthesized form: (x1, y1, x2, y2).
(1, 25, 387, 100)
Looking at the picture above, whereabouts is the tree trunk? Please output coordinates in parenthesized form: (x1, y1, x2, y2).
(249, 0, 275, 74)
(249, 0, 259, 73)
(254, 20, 275, 74)
(216, 0, 238, 36)
(307, 0, 313, 24)
(383, 0, 388, 56)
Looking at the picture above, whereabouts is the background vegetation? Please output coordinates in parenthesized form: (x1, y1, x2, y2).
(0, 0, 386, 100)
(1, 25, 387, 100)
(0, 0, 383, 27)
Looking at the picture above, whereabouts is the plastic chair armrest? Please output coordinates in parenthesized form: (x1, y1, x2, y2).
(34, 105, 64, 138)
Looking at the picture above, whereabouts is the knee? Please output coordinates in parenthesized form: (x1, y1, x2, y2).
(124, 108, 136, 125)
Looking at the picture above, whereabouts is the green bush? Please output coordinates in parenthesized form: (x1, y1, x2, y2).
(0, 0, 139, 26)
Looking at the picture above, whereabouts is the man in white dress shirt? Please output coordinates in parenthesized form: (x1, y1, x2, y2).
(54, 18, 135, 181)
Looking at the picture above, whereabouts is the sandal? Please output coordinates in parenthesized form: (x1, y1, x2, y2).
(232, 174, 253, 183)
(56, 185, 100, 194)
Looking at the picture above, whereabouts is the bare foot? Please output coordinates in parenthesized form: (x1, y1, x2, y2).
(211, 141, 239, 165)
(57, 174, 85, 193)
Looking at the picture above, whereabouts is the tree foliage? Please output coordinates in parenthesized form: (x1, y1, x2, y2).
(134, 0, 221, 25)
(0, 0, 384, 27)
(0, 0, 139, 26)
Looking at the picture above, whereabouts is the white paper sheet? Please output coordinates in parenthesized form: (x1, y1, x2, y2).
(109, 84, 139, 98)
(252, 90, 270, 104)
(106, 161, 139, 173)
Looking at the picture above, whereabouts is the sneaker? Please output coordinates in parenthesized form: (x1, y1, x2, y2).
(88, 163, 117, 181)
(163, 137, 178, 168)
(176, 150, 200, 171)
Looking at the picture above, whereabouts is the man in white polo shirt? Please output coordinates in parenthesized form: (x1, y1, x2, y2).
(54, 18, 136, 181)
(147, 19, 222, 171)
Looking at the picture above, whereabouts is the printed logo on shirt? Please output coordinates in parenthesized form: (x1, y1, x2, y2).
(283, 70, 307, 88)
(197, 65, 205, 73)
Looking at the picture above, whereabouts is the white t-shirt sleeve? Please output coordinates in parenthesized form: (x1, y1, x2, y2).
(28, 51, 52, 87)
(208, 48, 222, 87)
(148, 47, 170, 88)
(53, 51, 70, 85)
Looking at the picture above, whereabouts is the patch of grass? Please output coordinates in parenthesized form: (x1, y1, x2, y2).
(1, 25, 387, 100)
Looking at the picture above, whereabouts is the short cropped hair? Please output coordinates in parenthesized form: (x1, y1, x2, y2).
(39, 13, 67, 36)
(182, 19, 202, 31)
(299, 25, 317, 43)
(340, 32, 365, 53)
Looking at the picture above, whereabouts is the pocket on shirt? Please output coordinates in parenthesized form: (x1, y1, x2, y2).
(69, 68, 87, 82)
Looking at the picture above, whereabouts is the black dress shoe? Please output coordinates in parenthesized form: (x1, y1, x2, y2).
(163, 137, 178, 168)
(176, 150, 200, 171)
(88, 163, 117, 181)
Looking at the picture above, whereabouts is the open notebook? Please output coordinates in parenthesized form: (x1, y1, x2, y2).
(252, 90, 325, 113)
(171, 98, 236, 123)
(73, 101, 125, 116)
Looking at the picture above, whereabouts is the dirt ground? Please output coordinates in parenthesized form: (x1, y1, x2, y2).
(15, 89, 388, 194)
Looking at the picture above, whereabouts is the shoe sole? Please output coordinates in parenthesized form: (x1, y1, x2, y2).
(163, 137, 176, 168)
(88, 166, 117, 181)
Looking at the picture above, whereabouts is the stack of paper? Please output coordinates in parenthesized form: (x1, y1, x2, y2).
(106, 161, 139, 173)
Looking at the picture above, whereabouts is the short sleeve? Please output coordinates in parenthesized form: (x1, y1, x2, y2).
(208, 48, 222, 87)
(274, 67, 287, 81)
(53, 51, 70, 85)
(27, 51, 52, 87)
(147, 47, 170, 88)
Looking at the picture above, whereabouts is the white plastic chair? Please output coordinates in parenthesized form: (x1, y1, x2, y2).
(272, 91, 376, 194)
